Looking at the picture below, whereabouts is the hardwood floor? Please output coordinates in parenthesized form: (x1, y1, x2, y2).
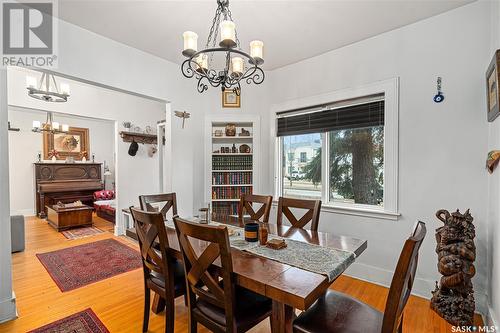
(0, 216, 483, 332)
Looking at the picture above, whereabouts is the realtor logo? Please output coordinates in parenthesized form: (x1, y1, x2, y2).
(3, 2, 53, 54)
(2, 1, 57, 67)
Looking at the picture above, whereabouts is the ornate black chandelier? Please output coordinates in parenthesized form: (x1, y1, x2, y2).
(181, 0, 264, 95)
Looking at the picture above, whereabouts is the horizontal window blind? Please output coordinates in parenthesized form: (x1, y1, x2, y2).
(276, 95, 384, 137)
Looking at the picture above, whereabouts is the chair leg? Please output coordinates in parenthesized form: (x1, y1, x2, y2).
(269, 316, 275, 332)
(143, 287, 151, 332)
(398, 313, 404, 333)
(189, 320, 197, 333)
(165, 299, 175, 333)
(183, 292, 188, 307)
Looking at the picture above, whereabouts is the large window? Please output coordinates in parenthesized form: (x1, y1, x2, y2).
(276, 90, 397, 213)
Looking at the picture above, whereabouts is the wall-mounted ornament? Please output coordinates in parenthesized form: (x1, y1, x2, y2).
(174, 111, 191, 129)
(486, 150, 500, 173)
(8, 121, 20, 132)
(128, 140, 139, 156)
(433, 77, 445, 103)
(486, 50, 500, 122)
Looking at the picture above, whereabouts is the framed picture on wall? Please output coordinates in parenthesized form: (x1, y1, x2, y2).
(222, 90, 241, 108)
(486, 50, 500, 122)
(43, 127, 90, 160)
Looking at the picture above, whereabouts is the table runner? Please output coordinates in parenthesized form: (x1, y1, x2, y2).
(165, 219, 355, 282)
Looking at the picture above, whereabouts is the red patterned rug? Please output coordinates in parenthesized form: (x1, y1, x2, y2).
(61, 226, 104, 240)
(28, 308, 109, 333)
(36, 238, 142, 292)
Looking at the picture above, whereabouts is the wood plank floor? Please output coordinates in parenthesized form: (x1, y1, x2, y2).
(0, 216, 483, 332)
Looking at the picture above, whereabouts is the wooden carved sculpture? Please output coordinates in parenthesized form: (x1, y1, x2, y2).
(431, 209, 476, 326)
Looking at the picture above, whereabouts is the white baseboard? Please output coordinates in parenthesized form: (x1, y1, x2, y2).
(0, 292, 17, 324)
(9, 209, 35, 217)
(344, 262, 487, 316)
(487, 305, 499, 328)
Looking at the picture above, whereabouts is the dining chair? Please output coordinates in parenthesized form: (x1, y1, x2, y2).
(292, 221, 427, 333)
(130, 207, 186, 333)
(277, 197, 322, 231)
(238, 194, 273, 223)
(139, 193, 178, 220)
(173, 216, 273, 333)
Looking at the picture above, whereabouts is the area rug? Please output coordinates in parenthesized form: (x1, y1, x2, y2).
(36, 238, 142, 292)
(27, 308, 109, 333)
(61, 227, 104, 240)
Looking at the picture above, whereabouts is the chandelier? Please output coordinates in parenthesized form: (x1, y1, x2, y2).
(181, 0, 264, 95)
(32, 112, 69, 134)
(26, 72, 70, 103)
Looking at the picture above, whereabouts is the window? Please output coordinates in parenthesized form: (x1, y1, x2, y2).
(275, 79, 399, 217)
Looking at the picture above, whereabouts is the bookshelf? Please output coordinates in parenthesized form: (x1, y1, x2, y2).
(205, 116, 260, 219)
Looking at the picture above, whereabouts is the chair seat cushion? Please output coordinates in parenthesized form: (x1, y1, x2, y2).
(293, 290, 383, 333)
(148, 259, 186, 296)
(195, 285, 272, 332)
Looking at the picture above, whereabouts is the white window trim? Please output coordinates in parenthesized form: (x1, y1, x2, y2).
(271, 78, 400, 220)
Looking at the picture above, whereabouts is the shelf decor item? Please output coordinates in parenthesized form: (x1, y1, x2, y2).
(180, 0, 265, 95)
(486, 50, 500, 122)
(214, 130, 223, 137)
(239, 128, 250, 136)
(222, 90, 241, 108)
(239, 144, 251, 153)
(225, 123, 236, 136)
(431, 209, 475, 326)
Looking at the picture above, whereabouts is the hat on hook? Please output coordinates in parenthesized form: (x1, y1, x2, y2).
(128, 140, 139, 156)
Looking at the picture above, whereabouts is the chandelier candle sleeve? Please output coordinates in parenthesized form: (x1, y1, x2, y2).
(220, 20, 236, 47)
(26, 76, 37, 89)
(52, 122, 60, 130)
(62, 124, 69, 132)
(231, 57, 244, 76)
(195, 54, 209, 73)
(33, 120, 41, 129)
(182, 31, 198, 56)
(250, 40, 264, 63)
(60, 83, 70, 96)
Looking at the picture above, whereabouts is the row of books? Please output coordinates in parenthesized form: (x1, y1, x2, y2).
(212, 186, 252, 199)
(212, 202, 239, 216)
(212, 155, 252, 171)
(212, 171, 253, 185)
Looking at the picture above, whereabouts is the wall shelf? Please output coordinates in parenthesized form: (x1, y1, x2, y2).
(119, 131, 157, 145)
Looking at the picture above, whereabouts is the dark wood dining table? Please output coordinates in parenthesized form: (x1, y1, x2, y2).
(126, 215, 367, 333)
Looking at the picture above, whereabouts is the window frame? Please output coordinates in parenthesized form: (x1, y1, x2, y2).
(272, 78, 399, 220)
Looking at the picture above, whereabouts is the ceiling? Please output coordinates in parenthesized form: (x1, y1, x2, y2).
(58, 0, 475, 70)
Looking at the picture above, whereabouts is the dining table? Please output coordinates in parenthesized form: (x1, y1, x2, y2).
(126, 214, 367, 333)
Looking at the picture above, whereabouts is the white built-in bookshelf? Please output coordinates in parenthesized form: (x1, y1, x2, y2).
(205, 116, 260, 219)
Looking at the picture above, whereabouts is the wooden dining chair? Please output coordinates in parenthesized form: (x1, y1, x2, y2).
(277, 197, 322, 231)
(238, 194, 273, 223)
(130, 207, 186, 333)
(139, 193, 178, 220)
(173, 216, 273, 333)
(292, 221, 427, 333)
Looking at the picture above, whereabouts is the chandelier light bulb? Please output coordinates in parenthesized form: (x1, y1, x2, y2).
(60, 83, 70, 95)
(32, 120, 41, 129)
(231, 57, 244, 76)
(250, 40, 264, 64)
(220, 20, 236, 47)
(182, 31, 198, 57)
(52, 122, 60, 130)
(26, 76, 37, 89)
(62, 124, 69, 132)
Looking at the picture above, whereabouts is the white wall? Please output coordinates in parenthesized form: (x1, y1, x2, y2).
(7, 67, 165, 234)
(487, 0, 500, 327)
(8, 107, 115, 216)
(268, 1, 491, 315)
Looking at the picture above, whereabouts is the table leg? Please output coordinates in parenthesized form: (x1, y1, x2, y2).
(271, 300, 295, 333)
(151, 293, 165, 314)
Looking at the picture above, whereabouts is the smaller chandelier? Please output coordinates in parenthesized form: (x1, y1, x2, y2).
(26, 72, 70, 103)
(32, 112, 69, 134)
(181, 0, 264, 95)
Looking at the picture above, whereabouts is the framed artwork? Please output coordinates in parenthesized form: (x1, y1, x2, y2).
(222, 90, 240, 108)
(486, 50, 500, 122)
(43, 127, 90, 160)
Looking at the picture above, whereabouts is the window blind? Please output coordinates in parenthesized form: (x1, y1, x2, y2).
(276, 94, 385, 137)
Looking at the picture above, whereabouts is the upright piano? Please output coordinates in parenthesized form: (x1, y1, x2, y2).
(34, 163, 104, 218)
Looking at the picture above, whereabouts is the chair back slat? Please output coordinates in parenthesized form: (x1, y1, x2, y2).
(174, 217, 236, 327)
(277, 197, 322, 231)
(238, 194, 273, 222)
(381, 221, 426, 333)
(130, 207, 175, 294)
(139, 193, 178, 220)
